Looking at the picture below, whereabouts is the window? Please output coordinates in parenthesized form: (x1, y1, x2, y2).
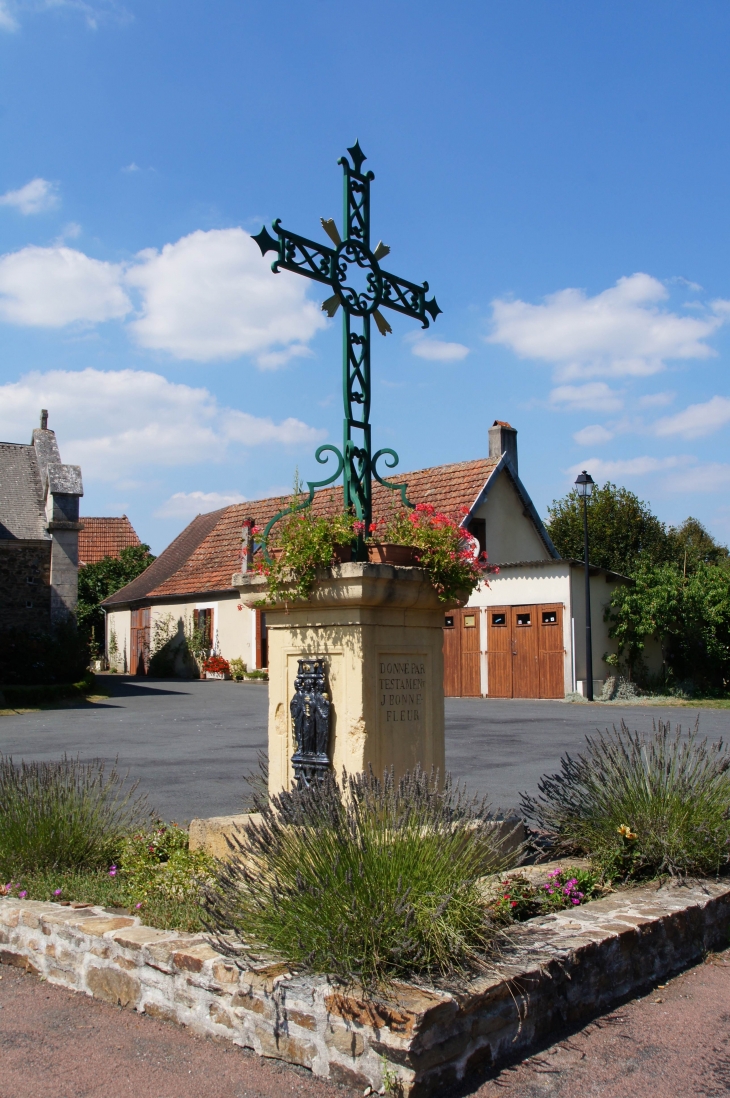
(444, 616, 454, 628)
(463, 615, 476, 628)
(491, 613, 506, 626)
(542, 610, 557, 624)
(516, 612, 531, 626)
(25, 600, 33, 608)
(26, 576, 37, 585)
(193, 608, 213, 650)
(466, 517, 486, 557)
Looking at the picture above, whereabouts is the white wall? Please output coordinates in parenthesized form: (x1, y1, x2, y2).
(105, 595, 254, 674)
(570, 568, 625, 685)
(105, 608, 130, 672)
(474, 470, 553, 564)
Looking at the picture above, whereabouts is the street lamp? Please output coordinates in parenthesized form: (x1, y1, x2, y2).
(575, 471, 595, 700)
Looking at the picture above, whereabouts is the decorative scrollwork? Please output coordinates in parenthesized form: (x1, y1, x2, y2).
(261, 445, 345, 559)
(372, 448, 415, 511)
(335, 240, 382, 316)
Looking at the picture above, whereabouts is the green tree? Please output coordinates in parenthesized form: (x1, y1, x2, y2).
(607, 562, 730, 692)
(78, 545, 155, 648)
(667, 516, 730, 574)
(545, 482, 670, 576)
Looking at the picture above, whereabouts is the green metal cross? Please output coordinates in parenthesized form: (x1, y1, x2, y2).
(253, 142, 440, 557)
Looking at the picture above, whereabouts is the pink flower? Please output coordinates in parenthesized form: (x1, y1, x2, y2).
(54, 888, 62, 896)
(18, 890, 27, 899)
(135, 903, 143, 909)
(108, 865, 117, 878)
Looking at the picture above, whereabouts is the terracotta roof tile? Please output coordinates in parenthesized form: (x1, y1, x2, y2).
(78, 516, 141, 565)
(143, 457, 498, 600)
(101, 509, 226, 607)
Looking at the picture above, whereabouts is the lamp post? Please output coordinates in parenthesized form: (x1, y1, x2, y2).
(575, 471, 595, 700)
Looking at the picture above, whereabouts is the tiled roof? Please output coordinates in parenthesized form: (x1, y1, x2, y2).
(79, 516, 141, 565)
(0, 443, 46, 541)
(101, 510, 227, 607)
(104, 457, 499, 605)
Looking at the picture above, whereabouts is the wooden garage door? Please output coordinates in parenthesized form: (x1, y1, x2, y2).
(443, 609, 481, 697)
(486, 603, 564, 699)
(538, 605, 564, 698)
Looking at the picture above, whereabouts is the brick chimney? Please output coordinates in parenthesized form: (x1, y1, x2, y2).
(488, 420, 518, 474)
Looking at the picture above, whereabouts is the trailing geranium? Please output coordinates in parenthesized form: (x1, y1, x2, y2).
(255, 494, 496, 605)
(370, 502, 497, 603)
(203, 655, 230, 675)
(254, 505, 357, 603)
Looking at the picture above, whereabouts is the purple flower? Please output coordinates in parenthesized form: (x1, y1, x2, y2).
(108, 865, 117, 878)
(53, 888, 62, 896)
(135, 903, 142, 909)
(18, 890, 27, 899)
(572, 898, 581, 905)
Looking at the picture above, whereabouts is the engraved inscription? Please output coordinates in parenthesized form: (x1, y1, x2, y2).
(379, 658, 426, 724)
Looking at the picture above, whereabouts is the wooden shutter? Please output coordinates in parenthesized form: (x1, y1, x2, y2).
(460, 611, 481, 696)
(443, 612, 460, 696)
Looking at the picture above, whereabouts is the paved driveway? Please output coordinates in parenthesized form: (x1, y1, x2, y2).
(0, 677, 726, 821)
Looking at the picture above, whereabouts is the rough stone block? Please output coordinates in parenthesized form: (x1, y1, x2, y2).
(211, 960, 240, 985)
(326, 1024, 365, 1058)
(287, 1008, 317, 1031)
(209, 1002, 236, 1029)
(86, 965, 141, 1008)
(143, 1001, 180, 1024)
(171, 944, 219, 973)
(112, 926, 176, 951)
(0, 948, 40, 975)
(76, 916, 136, 937)
(254, 1025, 316, 1068)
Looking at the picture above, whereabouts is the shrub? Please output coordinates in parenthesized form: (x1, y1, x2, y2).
(229, 657, 247, 681)
(0, 755, 151, 877)
(203, 767, 515, 990)
(203, 655, 230, 675)
(521, 720, 730, 880)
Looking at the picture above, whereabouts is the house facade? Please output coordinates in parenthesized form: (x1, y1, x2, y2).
(102, 421, 634, 696)
(0, 411, 84, 630)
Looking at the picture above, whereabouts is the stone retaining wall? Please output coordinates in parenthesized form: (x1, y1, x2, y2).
(2, 880, 729, 1095)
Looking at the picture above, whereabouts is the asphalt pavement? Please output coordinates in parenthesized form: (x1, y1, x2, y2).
(0, 676, 726, 821)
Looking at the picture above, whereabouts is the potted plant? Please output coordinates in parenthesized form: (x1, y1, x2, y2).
(256, 505, 358, 603)
(203, 655, 231, 680)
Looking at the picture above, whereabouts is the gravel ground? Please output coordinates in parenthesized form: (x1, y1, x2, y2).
(2, 950, 729, 1097)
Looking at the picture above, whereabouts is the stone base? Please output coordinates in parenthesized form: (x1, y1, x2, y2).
(189, 813, 527, 862)
(234, 563, 459, 796)
(2, 880, 730, 1095)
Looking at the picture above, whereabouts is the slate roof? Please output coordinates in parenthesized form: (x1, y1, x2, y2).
(102, 458, 500, 607)
(79, 516, 142, 566)
(0, 443, 47, 541)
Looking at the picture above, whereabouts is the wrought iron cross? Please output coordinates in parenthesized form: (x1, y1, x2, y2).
(253, 142, 440, 556)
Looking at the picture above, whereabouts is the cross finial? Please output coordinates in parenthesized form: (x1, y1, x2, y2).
(346, 140, 367, 175)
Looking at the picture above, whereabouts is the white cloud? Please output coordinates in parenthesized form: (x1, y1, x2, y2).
(0, 228, 327, 365)
(638, 391, 674, 408)
(122, 162, 140, 173)
(573, 424, 613, 446)
(665, 463, 730, 493)
(568, 455, 686, 481)
(0, 245, 130, 326)
(155, 490, 246, 519)
(125, 228, 326, 366)
(653, 395, 730, 440)
(410, 338, 469, 362)
(0, 368, 326, 481)
(0, 177, 59, 214)
(0, 2, 18, 30)
(489, 273, 726, 381)
(549, 382, 624, 412)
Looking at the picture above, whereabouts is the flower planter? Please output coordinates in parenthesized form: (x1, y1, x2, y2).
(331, 543, 353, 563)
(367, 542, 421, 566)
(205, 671, 231, 680)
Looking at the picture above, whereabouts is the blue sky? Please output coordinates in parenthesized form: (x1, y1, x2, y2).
(2, 1, 730, 553)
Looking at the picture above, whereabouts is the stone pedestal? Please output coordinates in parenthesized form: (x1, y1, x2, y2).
(233, 563, 455, 795)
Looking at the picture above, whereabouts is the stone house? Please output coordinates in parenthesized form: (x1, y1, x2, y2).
(103, 421, 641, 697)
(0, 411, 83, 630)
